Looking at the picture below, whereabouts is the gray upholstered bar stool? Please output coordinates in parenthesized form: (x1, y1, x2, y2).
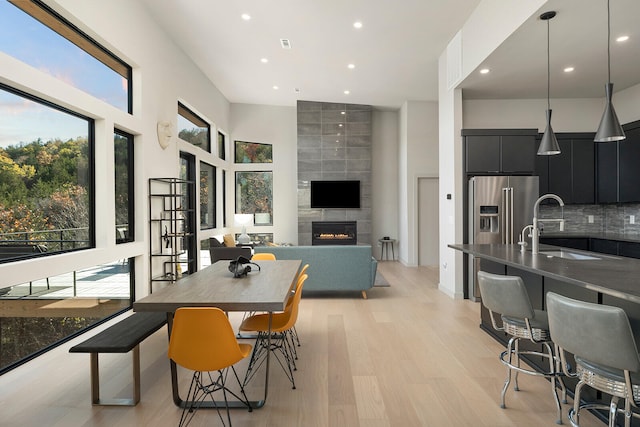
(477, 271, 566, 424)
(547, 292, 640, 427)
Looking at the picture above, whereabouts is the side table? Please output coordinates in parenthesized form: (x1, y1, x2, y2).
(379, 238, 396, 261)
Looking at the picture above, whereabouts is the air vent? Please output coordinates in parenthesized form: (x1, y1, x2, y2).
(280, 38, 291, 49)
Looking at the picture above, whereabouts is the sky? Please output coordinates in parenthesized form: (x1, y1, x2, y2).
(0, 2, 126, 148)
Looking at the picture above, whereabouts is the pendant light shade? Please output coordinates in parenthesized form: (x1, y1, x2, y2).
(595, 0, 625, 142)
(539, 109, 561, 155)
(537, 11, 560, 156)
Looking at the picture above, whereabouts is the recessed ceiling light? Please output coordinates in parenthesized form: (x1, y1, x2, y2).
(617, 35, 630, 43)
(479, 68, 490, 74)
(353, 21, 363, 29)
(261, 58, 268, 63)
(343, 90, 350, 95)
(339, 124, 343, 127)
(348, 63, 355, 69)
(563, 66, 575, 73)
(241, 13, 251, 21)
(341, 111, 346, 115)
(273, 85, 279, 90)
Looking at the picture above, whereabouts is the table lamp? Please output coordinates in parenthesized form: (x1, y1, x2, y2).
(234, 213, 254, 244)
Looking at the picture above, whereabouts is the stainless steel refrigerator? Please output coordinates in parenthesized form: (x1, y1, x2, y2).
(468, 176, 539, 301)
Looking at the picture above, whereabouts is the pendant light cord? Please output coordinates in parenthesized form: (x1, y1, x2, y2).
(547, 17, 551, 111)
(607, 0, 611, 84)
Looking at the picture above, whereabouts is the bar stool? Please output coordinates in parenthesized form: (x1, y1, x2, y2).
(547, 292, 640, 427)
(477, 271, 566, 424)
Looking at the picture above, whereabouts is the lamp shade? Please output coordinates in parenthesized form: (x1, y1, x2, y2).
(538, 109, 561, 155)
(595, 83, 625, 142)
(234, 214, 253, 244)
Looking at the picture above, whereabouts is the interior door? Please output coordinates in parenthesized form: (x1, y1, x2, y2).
(418, 177, 439, 267)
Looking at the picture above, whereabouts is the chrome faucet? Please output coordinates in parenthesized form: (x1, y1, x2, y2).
(531, 193, 565, 254)
(518, 224, 534, 253)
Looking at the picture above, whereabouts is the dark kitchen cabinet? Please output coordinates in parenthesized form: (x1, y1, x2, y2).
(539, 237, 589, 251)
(596, 120, 640, 203)
(596, 142, 618, 203)
(463, 130, 537, 174)
(619, 127, 640, 203)
(537, 134, 595, 204)
(589, 238, 618, 256)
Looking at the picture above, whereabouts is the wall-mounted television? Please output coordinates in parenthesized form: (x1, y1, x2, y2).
(310, 180, 360, 209)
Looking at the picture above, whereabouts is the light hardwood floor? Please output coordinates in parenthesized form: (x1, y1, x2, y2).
(0, 262, 604, 426)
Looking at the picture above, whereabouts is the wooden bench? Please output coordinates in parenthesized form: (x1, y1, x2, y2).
(69, 311, 167, 406)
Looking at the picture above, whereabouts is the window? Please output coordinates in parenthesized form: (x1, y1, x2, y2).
(0, 258, 134, 374)
(222, 170, 227, 227)
(234, 140, 273, 163)
(178, 103, 210, 152)
(218, 131, 226, 160)
(0, 84, 94, 262)
(235, 171, 273, 226)
(114, 130, 134, 243)
(200, 162, 215, 229)
(0, 1, 132, 113)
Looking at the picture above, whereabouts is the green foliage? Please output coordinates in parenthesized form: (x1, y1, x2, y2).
(236, 171, 272, 215)
(0, 137, 89, 239)
(234, 141, 273, 163)
(179, 128, 208, 149)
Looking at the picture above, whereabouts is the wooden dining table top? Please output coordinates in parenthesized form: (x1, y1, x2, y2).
(133, 259, 302, 313)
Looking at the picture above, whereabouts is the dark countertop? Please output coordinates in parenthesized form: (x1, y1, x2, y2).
(540, 231, 640, 243)
(449, 243, 640, 304)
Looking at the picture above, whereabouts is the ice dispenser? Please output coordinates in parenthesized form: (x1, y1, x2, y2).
(479, 206, 499, 233)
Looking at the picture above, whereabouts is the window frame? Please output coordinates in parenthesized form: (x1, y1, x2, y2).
(178, 103, 211, 152)
(0, 82, 95, 263)
(114, 129, 134, 244)
(8, 0, 133, 114)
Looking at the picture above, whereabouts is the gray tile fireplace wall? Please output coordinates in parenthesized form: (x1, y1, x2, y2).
(297, 101, 372, 245)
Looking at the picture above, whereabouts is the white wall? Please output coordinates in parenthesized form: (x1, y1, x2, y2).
(398, 101, 439, 266)
(372, 110, 400, 259)
(229, 103, 298, 244)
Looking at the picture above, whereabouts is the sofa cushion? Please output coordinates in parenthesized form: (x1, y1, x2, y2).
(223, 234, 235, 247)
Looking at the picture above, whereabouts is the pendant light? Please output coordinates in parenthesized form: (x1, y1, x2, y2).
(595, 0, 625, 142)
(537, 11, 560, 156)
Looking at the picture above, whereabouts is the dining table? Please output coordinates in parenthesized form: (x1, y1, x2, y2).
(133, 258, 302, 409)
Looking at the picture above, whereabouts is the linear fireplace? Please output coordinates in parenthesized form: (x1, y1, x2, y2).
(311, 221, 357, 245)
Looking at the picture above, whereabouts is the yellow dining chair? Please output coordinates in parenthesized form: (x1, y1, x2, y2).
(168, 307, 252, 427)
(251, 252, 276, 261)
(288, 264, 309, 349)
(240, 273, 307, 389)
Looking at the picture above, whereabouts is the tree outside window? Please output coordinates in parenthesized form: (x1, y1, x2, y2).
(235, 171, 272, 226)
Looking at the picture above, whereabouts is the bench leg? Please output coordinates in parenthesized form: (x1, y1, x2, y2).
(88, 346, 141, 406)
(361, 290, 368, 299)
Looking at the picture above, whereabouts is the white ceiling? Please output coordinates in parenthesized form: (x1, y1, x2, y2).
(138, 0, 640, 109)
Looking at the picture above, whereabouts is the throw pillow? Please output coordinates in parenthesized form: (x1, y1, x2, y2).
(223, 234, 236, 247)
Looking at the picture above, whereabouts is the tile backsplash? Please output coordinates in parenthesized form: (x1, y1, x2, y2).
(538, 203, 640, 236)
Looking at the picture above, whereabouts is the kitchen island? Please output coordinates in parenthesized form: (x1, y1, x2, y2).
(450, 242, 640, 418)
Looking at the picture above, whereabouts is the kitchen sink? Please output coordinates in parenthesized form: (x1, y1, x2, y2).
(539, 250, 601, 261)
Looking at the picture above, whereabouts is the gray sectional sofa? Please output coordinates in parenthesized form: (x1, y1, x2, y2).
(253, 245, 377, 298)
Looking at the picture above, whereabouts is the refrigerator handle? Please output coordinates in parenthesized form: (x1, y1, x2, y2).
(503, 187, 513, 244)
(501, 188, 508, 244)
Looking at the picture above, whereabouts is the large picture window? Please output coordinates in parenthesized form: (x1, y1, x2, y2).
(235, 171, 273, 226)
(0, 85, 93, 262)
(0, 1, 132, 113)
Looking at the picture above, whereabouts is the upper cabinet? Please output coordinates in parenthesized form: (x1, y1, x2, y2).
(537, 134, 595, 204)
(596, 120, 640, 203)
(463, 129, 537, 174)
